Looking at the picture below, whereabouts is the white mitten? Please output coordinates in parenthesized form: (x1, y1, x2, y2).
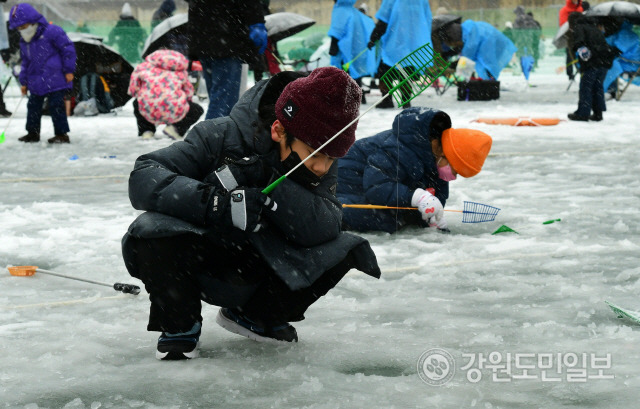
(411, 188, 444, 223)
(577, 46, 591, 61)
(430, 216, 448, 230)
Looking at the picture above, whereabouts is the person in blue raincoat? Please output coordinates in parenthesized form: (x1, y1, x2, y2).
(366, 0, 432, 108)
(604, 20, 640, 98)
(9, 3, 76, 144)
(337, 107, 492, 233)
(441, 20, 517, 80)
(328, 0, 378, 104)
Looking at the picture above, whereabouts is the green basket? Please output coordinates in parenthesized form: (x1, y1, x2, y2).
(381, 43, 450, 107)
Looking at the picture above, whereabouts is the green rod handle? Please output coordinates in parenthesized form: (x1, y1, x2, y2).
(262, 175, 287, 194)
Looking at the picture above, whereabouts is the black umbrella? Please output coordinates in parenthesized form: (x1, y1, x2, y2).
(264, 12, 315, 43)
(584, 1, 640, 23)
(141, 12, 315, 59)
(141, 13, 189, 58)
(69, 32, 133, 108)
(553, 21, 570, 49)
(432, 14, 462, 33)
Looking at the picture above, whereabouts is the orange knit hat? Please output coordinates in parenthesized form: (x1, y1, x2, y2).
(441, 128, 492, 178)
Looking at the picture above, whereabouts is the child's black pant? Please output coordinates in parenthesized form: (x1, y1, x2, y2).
(133, 100, 204, 137)
(27, 90, 70, 135)
(123, 233, 354, 333)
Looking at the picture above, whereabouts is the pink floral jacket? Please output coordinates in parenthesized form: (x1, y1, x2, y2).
(128, 50, 194, 125)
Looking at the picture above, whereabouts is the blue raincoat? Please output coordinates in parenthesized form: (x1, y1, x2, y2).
(460, 20, 516, 80)
(604, 21, 640, 92)
(328, 0, 378, 79)
(374, 0, 432, 67)
(337, 107, 450, 233)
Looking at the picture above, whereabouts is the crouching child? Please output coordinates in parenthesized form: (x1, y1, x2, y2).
(128, 49, 204, 140)
(122, 67, 381, 360)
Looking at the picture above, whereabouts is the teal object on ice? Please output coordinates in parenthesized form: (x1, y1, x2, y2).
(605, 301, 640, 325)
(492, 225, 518, 235)
(542, 218, 561, 225)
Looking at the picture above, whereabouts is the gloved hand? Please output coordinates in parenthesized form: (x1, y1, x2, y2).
(577, 46, 591, 61)
(329, 37, 339, 57)
(215, 156, 274, 191)
(429, 215, 448, 231)
(249, 23, 268, 54)
(229, 188, 277, 232)
(411, 188, 444, 224)
(367, 40, 376, 50)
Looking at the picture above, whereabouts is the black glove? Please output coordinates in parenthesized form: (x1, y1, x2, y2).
(215, 156, 274, 191)
(329, 37, 339, 56)
(368, 21, 387, 50)
(206, 186, 276, 232)
(228, 188, 277, 232)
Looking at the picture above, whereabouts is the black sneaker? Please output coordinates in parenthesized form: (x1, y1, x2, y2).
(18, 133, 40, 143)
(589, 112, 603, 121)
(48, 134, 70, 144)
(216, 308, 298, 344)
(0, 108, 12, 118)
(568, 112, 589, 122)
(156, 323, 201, 360)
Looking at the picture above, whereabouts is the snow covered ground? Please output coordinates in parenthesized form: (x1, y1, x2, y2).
(1, 46, 640, 408)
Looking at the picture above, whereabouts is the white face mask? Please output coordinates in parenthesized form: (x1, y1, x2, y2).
(19, 24, 38, 43)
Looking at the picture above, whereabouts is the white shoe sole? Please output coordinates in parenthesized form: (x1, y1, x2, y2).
(162, 126, 182, 140)
(215, 310, 294, 345)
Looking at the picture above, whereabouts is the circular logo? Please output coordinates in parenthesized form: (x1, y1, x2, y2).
(417, 348, 456, 386)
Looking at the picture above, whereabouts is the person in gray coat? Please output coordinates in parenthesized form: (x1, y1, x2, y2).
(122, 66, 380, 360)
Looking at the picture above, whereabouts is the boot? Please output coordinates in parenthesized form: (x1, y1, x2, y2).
(568, 112, 588, 122)
(47, 134, 70, 144)
(18, 132, 40, 143)
(0, 107, 12, 118)
(589, 111, 602, 122)
(376, 81, 395, 109)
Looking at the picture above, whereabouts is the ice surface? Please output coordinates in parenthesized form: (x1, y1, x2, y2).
(1, 42, 640, 408)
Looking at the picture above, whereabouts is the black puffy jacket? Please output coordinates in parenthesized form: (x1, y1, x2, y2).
(570, 13, 619, 71)
(123, 73, 380, 290)
(187, 0, 264, 64)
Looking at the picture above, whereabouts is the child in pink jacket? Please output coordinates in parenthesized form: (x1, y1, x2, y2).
(128, 49, 203, 140)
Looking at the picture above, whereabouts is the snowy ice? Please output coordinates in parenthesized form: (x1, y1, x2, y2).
(1, 43, 640, 408)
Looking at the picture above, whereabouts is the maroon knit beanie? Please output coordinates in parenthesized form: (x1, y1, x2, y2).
(275, 66, 362, 158)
